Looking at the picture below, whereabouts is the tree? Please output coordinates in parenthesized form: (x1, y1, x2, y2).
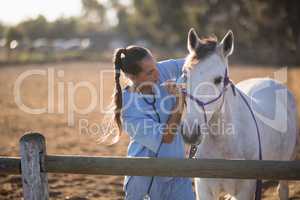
(0, 22, 5, 38)
(120, 0, 299, 64)
(4, 27, 23, 59)
(16, 15, 49, 40)
(4, 27, 23, 47)
(48, 17, 79, 39)
(127, 0, 188, 47)
(81, 0, 107, 30)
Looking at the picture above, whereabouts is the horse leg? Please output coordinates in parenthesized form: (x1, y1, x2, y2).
(195, 178, 219, 200)
(232, 181, 255, 200)
(277, 180, 289, 200)
(234, 191, 253, 200)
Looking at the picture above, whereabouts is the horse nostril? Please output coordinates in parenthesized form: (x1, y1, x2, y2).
(180, 120, 200, 145)
(180, 123, 184, 133)
(180, 123, 187, 136)
(197, 124, 201, 135)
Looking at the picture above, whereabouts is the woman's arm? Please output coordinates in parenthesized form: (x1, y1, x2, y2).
(162, 81, 185, 143)
(122, 112, 165, 153)
(162, 94, 185, 143)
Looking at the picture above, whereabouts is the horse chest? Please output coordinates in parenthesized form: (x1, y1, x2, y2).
(196, 137, 243, 159)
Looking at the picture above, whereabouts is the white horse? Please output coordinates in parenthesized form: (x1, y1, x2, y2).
(180, 28, 299, 200)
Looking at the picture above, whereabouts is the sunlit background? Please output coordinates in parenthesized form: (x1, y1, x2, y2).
(0, 0, 299, 65)
(0, 0, 81, 24)
(0, 1, 300, 200)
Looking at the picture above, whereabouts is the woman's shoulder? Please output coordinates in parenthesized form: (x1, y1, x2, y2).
(157, 59, 178, 69)
(123, 85, 133, 93)
(122, 86, 135, 101)
(157, 58, 185, 82)
(157, 58, 185, 68)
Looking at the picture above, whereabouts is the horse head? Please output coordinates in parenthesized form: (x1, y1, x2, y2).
(181, 28, 234, 144)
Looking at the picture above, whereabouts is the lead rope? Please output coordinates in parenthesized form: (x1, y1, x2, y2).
(189, 145, 198, 158)
(236, 88, 262, 200)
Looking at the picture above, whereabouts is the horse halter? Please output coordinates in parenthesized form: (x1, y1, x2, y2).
(180, 68, 263, 200)
(179, 68, 235, 159)
(181, 68, 236, 124)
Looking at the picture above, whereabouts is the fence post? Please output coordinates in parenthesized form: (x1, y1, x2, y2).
(20, 132, 49, 200)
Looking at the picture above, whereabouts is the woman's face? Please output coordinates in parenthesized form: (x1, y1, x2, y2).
(131, 55, 159, 86)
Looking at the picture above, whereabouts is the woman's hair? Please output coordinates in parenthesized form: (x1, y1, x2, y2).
(113, 45, 151, 135)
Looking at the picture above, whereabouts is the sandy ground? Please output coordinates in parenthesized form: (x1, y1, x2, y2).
(0, 61, 299, 200)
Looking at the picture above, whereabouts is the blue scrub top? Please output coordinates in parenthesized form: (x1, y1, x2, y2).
(121, 58, 186, 188)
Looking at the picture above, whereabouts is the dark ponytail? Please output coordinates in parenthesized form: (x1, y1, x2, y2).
(112, 45, 151, 135)
(113, 48, 127, 135)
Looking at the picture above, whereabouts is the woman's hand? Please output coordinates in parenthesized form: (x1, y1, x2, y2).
(161, 80, 186, 144)
(162, 133, 174, 144)
(162, 80, 185, 97)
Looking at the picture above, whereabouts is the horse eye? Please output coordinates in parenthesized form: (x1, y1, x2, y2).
(214, 76, 222, 84)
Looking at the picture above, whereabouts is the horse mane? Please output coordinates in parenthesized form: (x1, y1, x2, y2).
(185, 36, 218, 69)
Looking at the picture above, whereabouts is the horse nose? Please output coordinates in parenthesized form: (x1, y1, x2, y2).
(180, 123, 185, 134)
(180, 121, 202, 144)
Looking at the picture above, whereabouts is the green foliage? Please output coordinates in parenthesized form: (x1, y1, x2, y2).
(115, 0, 300, 64)
(81, 0, 107, 29)
(48, 17, 80, 39)
(16, 15, 48, 40)
(4, 27, 23, 48)
(1, 0, 299, 64)
(0, 23, 5, 38)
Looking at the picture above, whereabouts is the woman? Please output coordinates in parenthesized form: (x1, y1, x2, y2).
(112, 45, 195, 200)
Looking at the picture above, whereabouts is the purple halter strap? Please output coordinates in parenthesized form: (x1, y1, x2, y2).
(183, 68, 262, 200)
(182, 68, 235, 124)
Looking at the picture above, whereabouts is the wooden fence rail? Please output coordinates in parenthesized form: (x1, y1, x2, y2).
(0, 132, 299, 200)
(1, 155, 300, 180)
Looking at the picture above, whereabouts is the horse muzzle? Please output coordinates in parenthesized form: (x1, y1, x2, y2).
(180, 120, 203, 145)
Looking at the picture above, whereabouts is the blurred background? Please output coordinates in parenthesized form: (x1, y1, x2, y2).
(0, 0, 299, 65)
(0, 1, 300, 200)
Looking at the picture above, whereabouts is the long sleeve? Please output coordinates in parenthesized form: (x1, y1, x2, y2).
(122, 109, 165, 153)
(157, 58, 185, 82)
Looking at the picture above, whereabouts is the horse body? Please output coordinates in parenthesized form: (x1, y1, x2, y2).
(235, 78, 298, 161)
(194, 78, 298, 199)
(181, 29, 298, 200)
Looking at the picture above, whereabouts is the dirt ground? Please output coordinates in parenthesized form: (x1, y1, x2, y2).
(0, 61, 299, 200)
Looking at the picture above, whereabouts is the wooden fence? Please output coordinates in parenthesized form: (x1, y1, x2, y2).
(0, 132, 299, 200)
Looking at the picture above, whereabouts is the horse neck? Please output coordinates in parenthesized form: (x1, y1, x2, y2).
(233, 87, 261, 137)
(209, 84, 238, 135)
(218, 85, 257, 137)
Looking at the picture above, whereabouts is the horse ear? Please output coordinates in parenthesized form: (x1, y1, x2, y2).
(187, 28, 199, 53)
(220, 30, 234, 57)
